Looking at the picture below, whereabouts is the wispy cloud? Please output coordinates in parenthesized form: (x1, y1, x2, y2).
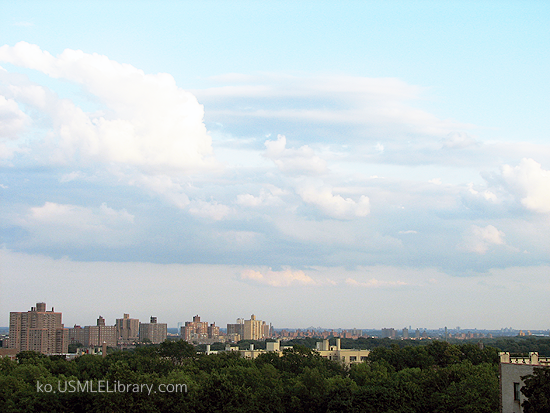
(461, 224, 506, 254)
(240, 268, 318, 287)
(15, 202, 136, 247)
(297, 184, 370, 220)
(264, 134, 327, 175)
(12, 22, 34, 27)
(345, 278, 408, 288)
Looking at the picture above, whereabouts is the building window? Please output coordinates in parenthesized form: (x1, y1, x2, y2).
(514, 382, 521, 401)
(350, 356, 357, 362)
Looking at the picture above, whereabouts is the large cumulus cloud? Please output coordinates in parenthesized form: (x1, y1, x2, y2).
(0, 42, 216, 172)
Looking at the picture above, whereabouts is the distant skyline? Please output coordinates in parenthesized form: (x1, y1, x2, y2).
(1, 1, 549, 329)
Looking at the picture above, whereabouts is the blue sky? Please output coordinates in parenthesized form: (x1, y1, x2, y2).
(1, 1, 549, 330)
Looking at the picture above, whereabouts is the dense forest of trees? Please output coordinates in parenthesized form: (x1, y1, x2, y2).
(280, 335, 550, 356)
(0, 340, 505, 413)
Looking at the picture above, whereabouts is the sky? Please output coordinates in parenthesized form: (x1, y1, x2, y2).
(1, 1, 549, 330)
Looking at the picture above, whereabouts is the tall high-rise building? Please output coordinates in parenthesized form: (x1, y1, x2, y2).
(381, 328, 396, 339)
(243, 315, 269, 340)
(8, 302, 68, 354)
(208, 322, 220, 339)
(89, 316, 117, 347)
(69, 316, 117, 348)
(180, 315, 208, 342)
(116, 314, 139, 344)
(227, 318, 244, 339)
(139, 316, 167, 344)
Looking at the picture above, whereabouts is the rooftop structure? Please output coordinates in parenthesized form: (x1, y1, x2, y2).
(499, 352, 550, 413)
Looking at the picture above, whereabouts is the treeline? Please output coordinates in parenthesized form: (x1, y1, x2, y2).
(477, 336, 550, 357)
(0, 340, 501, 413)
(282, 335, 550, 356)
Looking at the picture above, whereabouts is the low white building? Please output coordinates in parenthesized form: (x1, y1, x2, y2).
(315, 338, 370, 365)
(215, 338, 369, 366)
(499, 352, 550, 413)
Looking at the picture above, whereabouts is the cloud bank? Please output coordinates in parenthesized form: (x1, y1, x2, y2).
(0, 42, 216, 172)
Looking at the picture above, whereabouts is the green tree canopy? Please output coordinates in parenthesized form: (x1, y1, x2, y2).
(522, 366, 550, 413)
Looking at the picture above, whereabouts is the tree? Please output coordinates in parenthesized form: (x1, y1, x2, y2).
(158, 339, 196, 363)
(522, 367, 550, 413)
(68, 342, 84, 353)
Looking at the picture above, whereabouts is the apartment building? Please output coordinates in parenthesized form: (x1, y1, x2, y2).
(8, 302, 68, 354)
(180, 315, 209, 342)
(116, 313, 140, 344)
(69, 316, 117, 348)
(139, 316, 167, 344)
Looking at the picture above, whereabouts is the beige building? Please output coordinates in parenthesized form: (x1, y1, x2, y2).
(223, 339, 293, 359)
(381, 328, 396, 339)
(69, 316, 117, 348)
(180, 315, 209, 342)
(227, 318, 244, 341)
(139, 316, 167, 344)
(500, 352, 550, 413)
(315, 338, 370, 365)
(223, 338, 369, 366)
(208, 322, 220, 340)
(69, 325, 86, 346)
(116, 314, 140, 344)
(243, 314, 270, 340)
(8, 302, 68, 354)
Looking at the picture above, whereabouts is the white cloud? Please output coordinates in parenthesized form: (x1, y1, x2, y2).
(17, 202, 135, 247)
(0, 42, 217, 172)
(12, 22, 34, 27)
(462, 224, 505, 254)
(345, 278, 408, 288)
(128, 173, 190, 209)
(236, 193, 264, 207)
(216, 230, 262, 248)
(441, 132, 479, 149)
(59, 171, 84, 183)
(195, 73, 470, 142)
(0, 94, 29, 160)
(0, 95, 28, 139)
(297, 184, 370, 219)
(27, 201, 133, 224)
(240, 268, 317, 287)
(500, 158, 550, 214)
(264, 134, 327, 175)
(467, 183, 498, 202)
(235, 185, 286, 207)
(188, 199, 232, 220)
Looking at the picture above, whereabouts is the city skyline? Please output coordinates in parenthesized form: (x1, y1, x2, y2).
(4, 302, 545, 339)
(3, 299, 548, 334)
(1, 2, 549, 329)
